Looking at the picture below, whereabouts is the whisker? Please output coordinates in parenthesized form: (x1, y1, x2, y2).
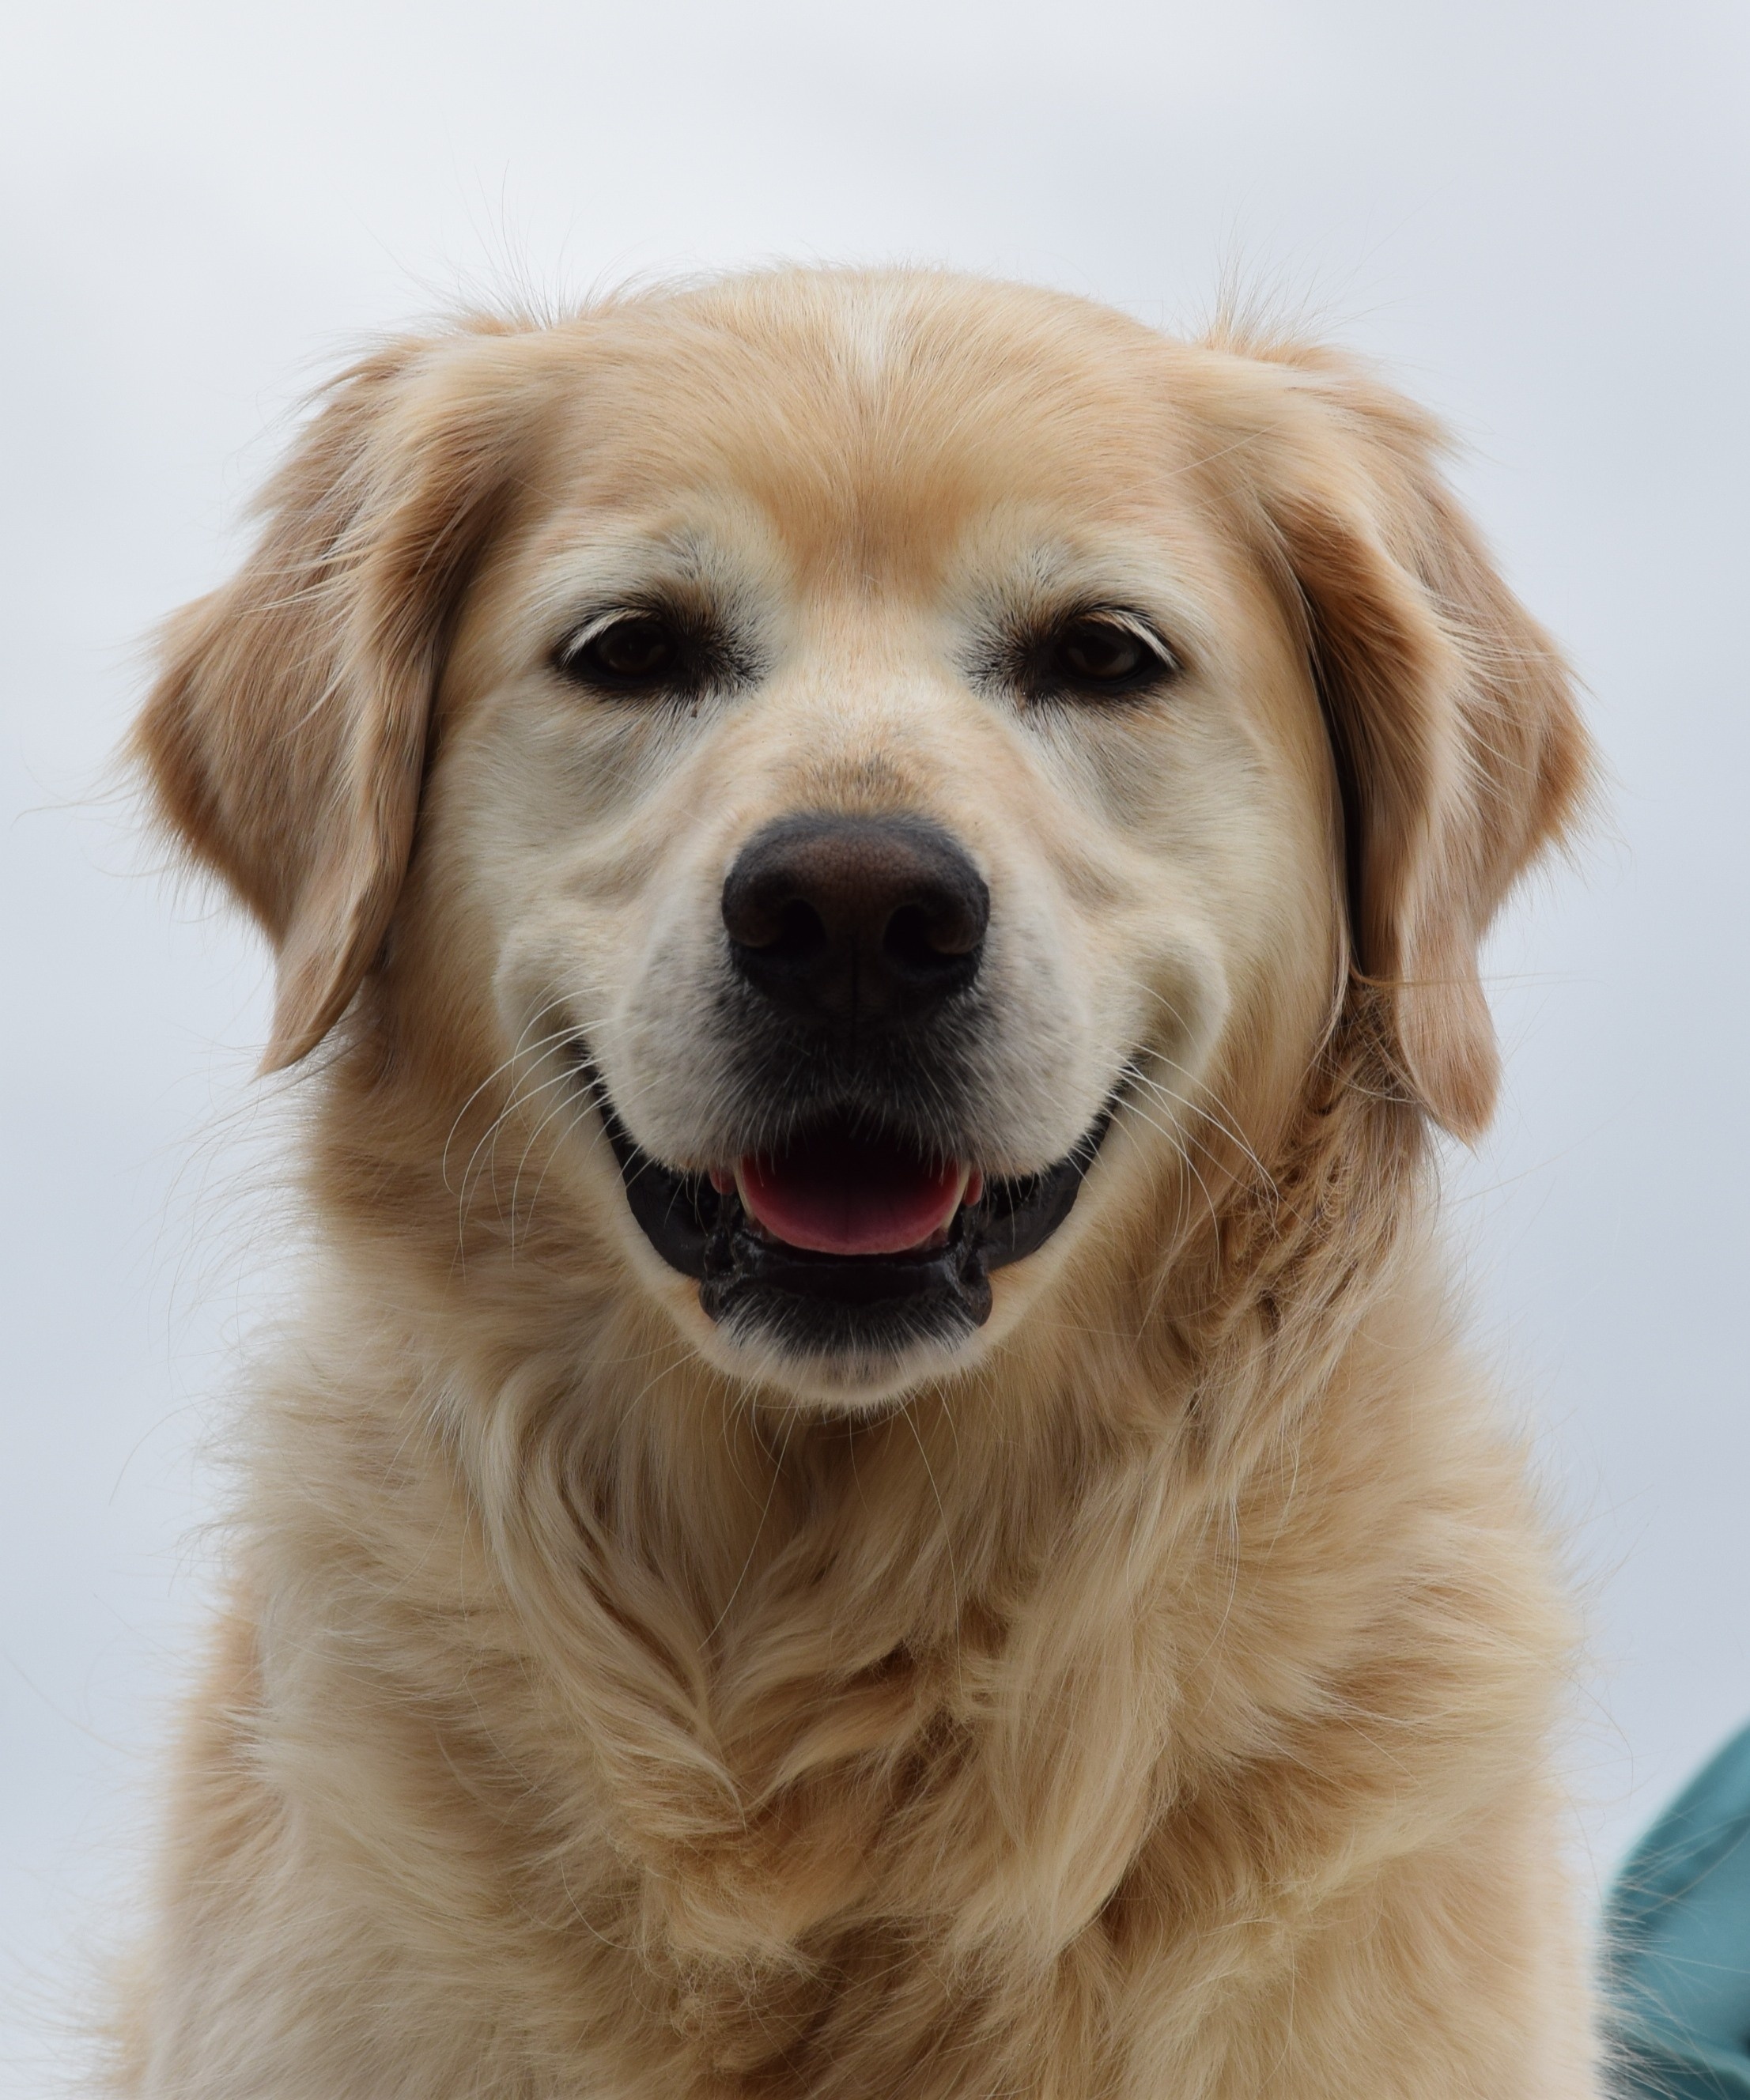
(442, 1000, 574, 1193)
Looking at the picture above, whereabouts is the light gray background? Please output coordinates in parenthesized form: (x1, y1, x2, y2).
(3, 0, 1746, 2086)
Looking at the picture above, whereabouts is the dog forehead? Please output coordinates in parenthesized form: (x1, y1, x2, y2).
(522, 273, 1224, 588)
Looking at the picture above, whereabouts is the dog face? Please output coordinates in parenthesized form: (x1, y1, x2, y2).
(432, 310, 1341, 1400)
(136, 274, 1586, 1408)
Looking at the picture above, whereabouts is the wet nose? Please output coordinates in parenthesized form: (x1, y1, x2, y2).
(721, 814, 989, 1025)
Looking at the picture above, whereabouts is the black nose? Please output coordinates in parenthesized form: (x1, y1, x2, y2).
(722, 814, 989, 1026)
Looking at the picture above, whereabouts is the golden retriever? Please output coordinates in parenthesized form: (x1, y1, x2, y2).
(119, 267, 1600, 2097)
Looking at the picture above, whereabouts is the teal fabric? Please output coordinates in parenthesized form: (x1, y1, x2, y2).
(1604, 1723, 1750, 2098)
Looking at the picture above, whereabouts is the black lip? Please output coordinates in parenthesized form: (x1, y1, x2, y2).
(585, 1068, 1112, 1359)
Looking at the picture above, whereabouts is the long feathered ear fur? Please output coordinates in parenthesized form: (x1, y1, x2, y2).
(1204, 341, 1594, 1140)
(132, 320, 542, 1071)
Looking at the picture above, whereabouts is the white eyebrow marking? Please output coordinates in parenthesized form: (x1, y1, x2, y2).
(1082, 606, 1181, 668)
(557, 606, 643, 659)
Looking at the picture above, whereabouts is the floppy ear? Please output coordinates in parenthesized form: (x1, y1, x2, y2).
(1212, 346, 1593, 1140)
(133, 321, 539, 1071)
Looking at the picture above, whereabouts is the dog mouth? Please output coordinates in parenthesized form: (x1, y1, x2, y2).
(586, 1073, 1111, 1363)
(724, 1132, 981, 1257)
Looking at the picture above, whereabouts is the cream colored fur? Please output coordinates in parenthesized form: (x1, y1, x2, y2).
(119, 268, 1601, 2097)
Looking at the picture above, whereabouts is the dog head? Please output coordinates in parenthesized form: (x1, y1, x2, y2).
(135, 272, 1588, 1408)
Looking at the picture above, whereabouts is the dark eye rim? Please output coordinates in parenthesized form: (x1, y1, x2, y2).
(553, 609, 691, 694)
(551, 600, 764, 703)
(1014, 606, 1181, 704)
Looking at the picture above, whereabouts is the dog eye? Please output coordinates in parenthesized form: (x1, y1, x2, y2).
(558, 614, 682, 691)
(1045, 614, 1174, 695)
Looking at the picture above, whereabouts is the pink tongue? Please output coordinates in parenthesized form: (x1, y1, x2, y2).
(737, 1131, 969, 1256)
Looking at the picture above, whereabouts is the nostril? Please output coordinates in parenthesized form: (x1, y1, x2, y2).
(765, 897, 829, 967)
(883, 901, 977, 976)
(723, 874, 828, 962)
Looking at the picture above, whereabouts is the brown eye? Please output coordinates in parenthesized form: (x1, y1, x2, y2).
(561, 614, 680, 689)
(1034, 612, 1175, 699)
(1054, 617, 1143, 682)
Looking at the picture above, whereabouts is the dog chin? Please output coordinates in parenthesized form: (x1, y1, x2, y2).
(698, 1298, 996, 1414)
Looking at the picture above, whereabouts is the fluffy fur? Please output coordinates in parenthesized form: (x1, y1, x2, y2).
(118, 268, 1600, 2096)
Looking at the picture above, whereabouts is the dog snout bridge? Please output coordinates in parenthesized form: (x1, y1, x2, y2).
(721, 813, 989, 1027)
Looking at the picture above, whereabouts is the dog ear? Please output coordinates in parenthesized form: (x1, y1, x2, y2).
(134, 322, 538, 1071)
(1209, 346, 1593, 1140)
